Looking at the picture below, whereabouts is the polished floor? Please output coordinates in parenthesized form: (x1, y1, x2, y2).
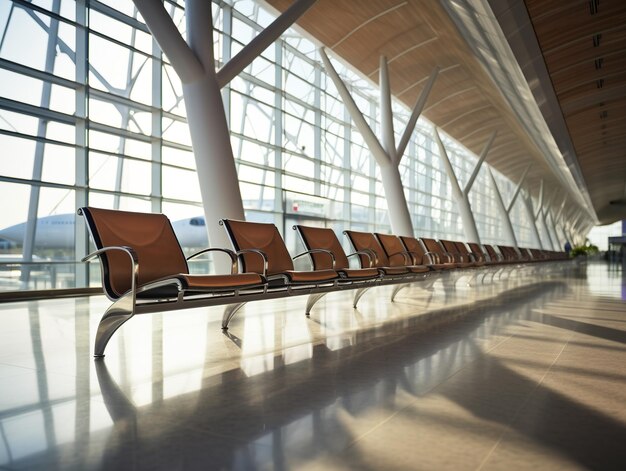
(0, 262, 625, 470)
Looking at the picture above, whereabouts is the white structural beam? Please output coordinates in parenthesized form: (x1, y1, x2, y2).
(321, 50, 438, 236)
(433, 128, 481, 243)
(394, 66, 439, 164)
(490, 163, 531, 250)
(535, 180, 544, 220)
(133, 0, 204, 83)
(380, 56, 396, 159)
(320, 49, 388, 165)
(522, 189, 543, 249)
(464, 131, 496, 197)
(133, 0, 314, 272)
(506, 164, 530, 213)
(217, 0, 316, 87)
(549, 210, 563, 249)
(554, 195, 567, 223)
(542, 188, 558, 250)
(488, 168, 517, 248)
(534, 180, 555, 250)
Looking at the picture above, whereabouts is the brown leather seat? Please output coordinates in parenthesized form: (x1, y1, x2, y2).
(467, 242, 497, 265)
(439, 239, 480, 268)
(484, 244, 513, 265)
(497, 245, 523, 263)
(420, 238, 464, 269)
(80, 207, 265, 300)
(530, 248, 547, 262)
(343, 230, 411, 277)
(375, 233, 430, 273)
(453, 241, 486, 267)
(399, 236, 454, 270)
(221, 219, 341, 286)
(293, 225, 380, 281)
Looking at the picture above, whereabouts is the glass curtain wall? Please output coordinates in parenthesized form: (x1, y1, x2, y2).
(0, 0, 535, 293)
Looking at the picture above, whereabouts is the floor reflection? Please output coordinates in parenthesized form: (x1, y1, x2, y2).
(1, 262, 625, 470)
(89, 283, 564, 470)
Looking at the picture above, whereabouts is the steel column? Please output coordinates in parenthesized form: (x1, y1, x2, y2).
(488, 168, 517, 248)
(433, 128, 480, 243)
(522, 190, 543, 249)
(133, 0, 315, 272)
(320, 51, 438, 237)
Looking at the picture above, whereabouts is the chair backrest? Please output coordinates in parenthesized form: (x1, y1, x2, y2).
(221, 219, 294, 275)
(344, 230, 389, 268)
(498, 245, 519, 261)
(530, 248, 544, 260)
(375, 233, 410, 267)
(520, 247, 533, 260)
(399, 236, 427, 265)
(454, 241, 474, 260)
(440, 240, 461, 259)
(420, 238, 446, 261)
(483, 244, 501, 261)
(294, 225, 349, 270)
(467, 242, 485, 261)
(80, 207, 188, 299)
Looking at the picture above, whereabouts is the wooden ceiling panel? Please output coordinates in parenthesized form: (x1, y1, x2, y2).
(266, 0, 589, 216)
(441, 107, 500, 137)
(525, 0, 626, 52)
(524, 0, 626, 224)
(544, 27, 626, 72)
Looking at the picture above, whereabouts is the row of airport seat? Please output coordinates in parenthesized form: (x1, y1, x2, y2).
(78, 207, 569, 357)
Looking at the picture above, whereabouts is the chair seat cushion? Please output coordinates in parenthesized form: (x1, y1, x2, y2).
(340, 268, 380, 279)
(380, 266, 409, 276)
(428, 263, 454, 270)
(135, 272, 265, 298)
(408, 265, 430, 273)
(283, 269, 339, 283)
(180, 273, 265, 289)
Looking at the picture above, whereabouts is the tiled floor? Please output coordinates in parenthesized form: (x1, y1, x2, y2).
(0, 261, 625, 470)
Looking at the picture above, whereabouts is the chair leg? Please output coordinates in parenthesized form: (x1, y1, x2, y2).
(465, 272, 477, 286)
(94, 294, 135, 358)
(353, 286, 372, 309)
(391, 283, 408, 302)
(222, 302, 246, 330)
(305, 292, 328, 316)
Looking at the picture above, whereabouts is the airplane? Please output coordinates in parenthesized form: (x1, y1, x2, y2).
(0, 213, 209, 254)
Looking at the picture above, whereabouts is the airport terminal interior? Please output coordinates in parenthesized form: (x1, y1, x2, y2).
(0, 0, 625, 469)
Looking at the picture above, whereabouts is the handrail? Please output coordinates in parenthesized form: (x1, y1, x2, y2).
(347, 249, 376, 268)
(82, 245, 140, 304)
(293, 248, 336, 269)
(186, 247, 238, 274)
(236, 248, 269, 277)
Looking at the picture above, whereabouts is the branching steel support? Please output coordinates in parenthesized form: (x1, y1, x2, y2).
(321, 49, 438, 236)
(433, 128, 495, 244)
(522, 190, 543, 249)
(488, 168, 516, 248)
(133, 0, 315, 271)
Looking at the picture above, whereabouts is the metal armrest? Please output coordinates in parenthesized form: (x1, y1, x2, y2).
(186, 247, 238, 274)
(437, 251, 454, 263)
(387, 250, 411, 265)
(347, 250, 375, 268)
(236, 249, 269, 277)
(404, 250, 423, 265)
(293, 249, 336, 269)
(82, 246, 140, 301)
(423, 251, 440, 264)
